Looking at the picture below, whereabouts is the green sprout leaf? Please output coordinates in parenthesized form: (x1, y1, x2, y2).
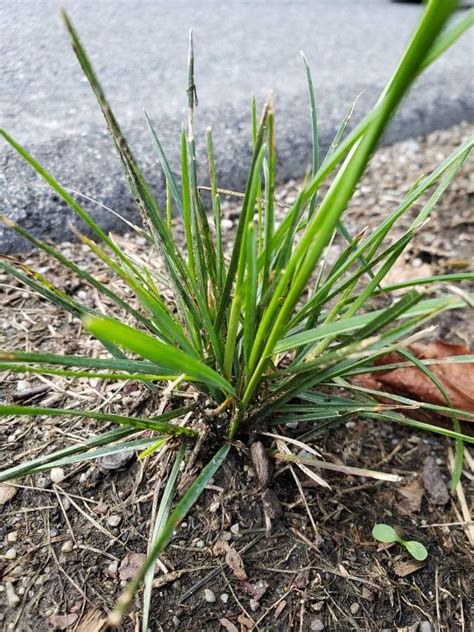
(403, 540, 429, 561)
(372, 523, 429, 561)
(372, 523, 400, 544)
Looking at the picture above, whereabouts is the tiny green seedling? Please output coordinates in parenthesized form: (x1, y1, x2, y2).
(372, 523, 428, 561)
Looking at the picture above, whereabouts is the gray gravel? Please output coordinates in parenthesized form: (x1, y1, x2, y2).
(1, 0, 473, 252)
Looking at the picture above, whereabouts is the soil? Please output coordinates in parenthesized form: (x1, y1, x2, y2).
(0, 123, 473, 632)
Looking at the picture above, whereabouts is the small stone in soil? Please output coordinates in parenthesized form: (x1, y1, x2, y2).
(419, 623, 433, 632)
(107, 514, 122, 527)
(249, 599, 259, 612)
(195, 539, 205, 548)
(220, 593, 229, 603)
(61, 540, 74, 553)
(204, 589, 216, 603)
(230, 523, 240, 535)
(310, 618, 325, 631)
(5, 548, 17, 560)
(5, 582, 20, 608)
(7, 531, 18, 543)
(350, 603, 360, 615)
(50, 467, 65, 484)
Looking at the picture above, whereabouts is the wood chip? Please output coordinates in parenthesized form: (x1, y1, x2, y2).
(250, 441, 273, 488)
(393, 558, 425, 577)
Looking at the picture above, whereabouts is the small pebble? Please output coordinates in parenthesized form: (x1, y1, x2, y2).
(7, 531, 18, 543)
(107, 514, 122, 528)
(349, 603, 360, 615)
(249, 598, 259, 612)
(50, 467, 65, 484)
(220, 593, 229, 603)
(5, 582, 20, 608)
(310, 618, 325, 631)
(105, 560, 118, 578)
(419, 623, 433, 632)
(62, 497, 71, 511)
(61, 540, 73, 553)
(230, 523, 240, 535)
(204, 588, 216, 603)
(4, 548, 17, 560)
(195, 539, 205, 548)
(172, 616, 180, 626)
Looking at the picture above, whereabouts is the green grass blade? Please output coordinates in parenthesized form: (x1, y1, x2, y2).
(0, 403, 196, 437)
(0, 426, 137, 482)
(0, 215, 152, 330)
(84, 315, 234, 395)
(145, 111, 184, 217)
(301, 52, 319, 219)
(399, 349, 463, 491)
(110, 443, 231, 626)
(275, 294, 472, 353)
(142, 444, 186, 632)
(243, 223, 258, 369)
(215, 104, 270, 330)
(23, 437, 158, 473)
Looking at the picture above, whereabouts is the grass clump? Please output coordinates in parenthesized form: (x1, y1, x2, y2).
(0, 0, 473, 626)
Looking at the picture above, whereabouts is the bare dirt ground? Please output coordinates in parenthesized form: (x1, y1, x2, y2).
(0, 123, 473, 632)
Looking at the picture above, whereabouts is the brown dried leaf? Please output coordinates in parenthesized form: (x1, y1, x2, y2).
(423, 456, 450, 506)
(48, 613, 78, 630)
(119, 552, 146, 581)
(361, 340, 474, 421)
(213, 539, 247, 580)
(240, 579, 269, 601)
(397, 478, 424, 514)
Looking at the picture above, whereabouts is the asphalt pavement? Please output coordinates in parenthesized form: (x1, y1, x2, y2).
(1, 0, 473, 252)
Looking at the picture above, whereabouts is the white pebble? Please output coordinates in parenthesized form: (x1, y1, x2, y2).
(350, 603, 360, 615)
(250, 599, 259, 612)
(50, 467, 65, 484)
(107, 514, 122, 528)
(220, 593, 229, 603)
(61, 540, 74, 553)
(195, 539, 205, 548)
(310, 618, 325, 631)
(5, 548, 17, 560)
(5, 582, 20, 607)
(230, 523, 240, 535)
(7, 531, 18, 543)
(204, 588, 216, 603)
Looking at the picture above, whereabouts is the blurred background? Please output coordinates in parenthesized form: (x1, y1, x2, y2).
(1, 0, 473, 251)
